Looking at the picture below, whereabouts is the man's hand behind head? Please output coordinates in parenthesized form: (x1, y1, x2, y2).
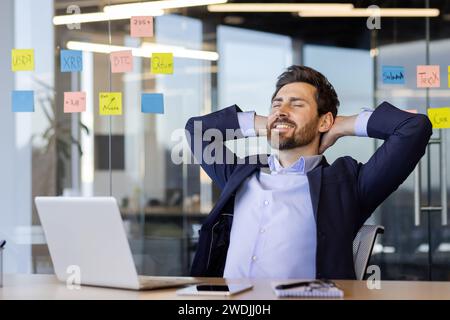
(318, 115, 357, 154)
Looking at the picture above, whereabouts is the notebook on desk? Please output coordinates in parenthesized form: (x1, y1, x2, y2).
(272, 279, 344, 298)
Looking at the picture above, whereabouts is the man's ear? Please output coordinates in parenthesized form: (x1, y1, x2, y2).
(318, 112, 334, 133)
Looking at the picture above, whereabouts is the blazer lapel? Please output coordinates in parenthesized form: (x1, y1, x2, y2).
(203, 156, 269, 227)
(223, 154, 270, 198)
(307, 157, 328, 222)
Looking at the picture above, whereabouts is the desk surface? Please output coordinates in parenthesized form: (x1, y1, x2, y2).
(1, 275, 450, 300)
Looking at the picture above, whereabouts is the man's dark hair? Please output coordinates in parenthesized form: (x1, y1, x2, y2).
(272, 65, 339, 118)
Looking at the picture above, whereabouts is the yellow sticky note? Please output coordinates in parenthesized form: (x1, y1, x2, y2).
(448, 66, 450, 88)
(99, 92, 122, 116)
(151, 53, 173, 74)
(427, 107, 450, 129)
(12, 49, 34, 71)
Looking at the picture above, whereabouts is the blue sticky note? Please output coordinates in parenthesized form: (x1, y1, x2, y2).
(141, 93, 164, 114)
(382, 66, 405, 84)
(60, 50, 83, 72)
(12, 90, 34, 112)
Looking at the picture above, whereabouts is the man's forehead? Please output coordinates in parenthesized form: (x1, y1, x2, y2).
(274, 82, 316, 98)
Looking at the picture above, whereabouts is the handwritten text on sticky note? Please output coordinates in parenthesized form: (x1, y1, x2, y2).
(417, 65, 440, 88)
(99, 92, 122, 116)
(64, 92, 86, 113)
(12, 91, 34, 112)
(151, 53, 173, 74)
(130, 16, 154, 37)
(382, 66, 405, 84)
(61, 50, 83, 72)
(110, 50, 133, 73)
(427, 107, 450, 129)
(12, 49, 34, 71)
(141, 93, 164, 114)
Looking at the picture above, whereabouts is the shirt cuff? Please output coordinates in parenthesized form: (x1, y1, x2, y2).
(354, 108, 374, 137)
(237, 111, 257, 137)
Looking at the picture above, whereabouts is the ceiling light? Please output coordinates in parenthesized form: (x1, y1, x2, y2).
(66, 41, 219, 61)
(298, 8, 440, 17)
(53, 10, 164, 25)
(54, 0, 227, 25)
(207, 3, 354, 12)
(104, 0, 228, 15)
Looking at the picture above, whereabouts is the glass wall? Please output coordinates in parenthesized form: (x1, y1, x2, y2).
(0, 0, 449, 281)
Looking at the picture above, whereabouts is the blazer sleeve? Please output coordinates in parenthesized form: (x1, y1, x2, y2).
(356, 101, 433, 223)
(185, 105, 246, 189)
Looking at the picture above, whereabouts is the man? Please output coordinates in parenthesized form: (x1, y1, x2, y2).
(185, 65, 432, 279)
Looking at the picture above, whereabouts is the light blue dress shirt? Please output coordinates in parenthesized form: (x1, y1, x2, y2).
(222, 109, 373, 279)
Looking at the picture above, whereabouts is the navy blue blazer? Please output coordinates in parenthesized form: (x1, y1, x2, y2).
(185, 102, 432, 279)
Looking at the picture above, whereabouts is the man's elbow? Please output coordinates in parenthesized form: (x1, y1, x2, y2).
(412, 114, 433, 147)
(185, 116, 201, 135)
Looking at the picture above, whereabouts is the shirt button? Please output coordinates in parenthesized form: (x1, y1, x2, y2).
(260, 228, 266, 234)
(264, 200, 269, 206)
(252, 256, 257, 261)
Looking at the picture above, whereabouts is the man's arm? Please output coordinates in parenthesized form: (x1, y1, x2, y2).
(321, 102, 432, 224)
(318, 114, 358, 154)
(185, 105, 246, 189)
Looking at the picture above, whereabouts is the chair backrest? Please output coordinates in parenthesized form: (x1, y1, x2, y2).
(353, 225, 384, 280)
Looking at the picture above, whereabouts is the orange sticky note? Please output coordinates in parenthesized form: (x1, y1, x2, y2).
(64, 92, 86, 113)
(417, 65, 440, 88)
(110, 50, 133, 73)
(12, 49, 34, 71)
(130, 16, 154, 37)
(99, 92, 122, 116)
(151, 53, 173, 74)
(427, 107, 450, 129)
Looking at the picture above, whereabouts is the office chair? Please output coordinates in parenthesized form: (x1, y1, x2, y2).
(353, 225, 384, 280)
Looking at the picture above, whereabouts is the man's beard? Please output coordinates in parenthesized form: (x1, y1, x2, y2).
(267, 118, 319, 150)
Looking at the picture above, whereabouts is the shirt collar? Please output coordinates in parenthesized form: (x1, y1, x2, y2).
(268, 154, 323, 175)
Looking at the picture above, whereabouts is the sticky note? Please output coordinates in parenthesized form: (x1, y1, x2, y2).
(99, 92, 122, 116)
(405, 109, 418, 114)
(141, 93, 164, 114)
(448, 66, 450, 88)
(11, 49, 34, 71)
(151, 53, 173, 74)
(130, 16, 154, 37)
(61, 50, 83, 72)
(417, 65, 440, 88)
(382, 66, 405, 84)
(427, 107, 450, 129)
(110, 50, 133, 73)
(12, 91, 34, 112)
(64, 92, 86, 113)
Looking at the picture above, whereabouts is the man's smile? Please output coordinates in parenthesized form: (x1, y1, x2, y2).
(271, 121, 296, 133)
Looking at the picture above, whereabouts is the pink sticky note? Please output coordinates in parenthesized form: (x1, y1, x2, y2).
(110, 50, 133, 73)
(64, 92, 86, 113)
(417, 65, 440, 88)
(130, 16, 154, 37)
(405, 109, 418, 114)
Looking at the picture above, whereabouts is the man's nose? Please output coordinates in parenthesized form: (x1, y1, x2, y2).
(276, 104, 290, 117)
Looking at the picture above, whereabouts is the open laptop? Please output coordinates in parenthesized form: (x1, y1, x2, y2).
(34, 197, 201, 290)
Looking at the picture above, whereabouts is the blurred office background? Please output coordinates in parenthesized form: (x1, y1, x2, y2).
(0, 0, 449, 281)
